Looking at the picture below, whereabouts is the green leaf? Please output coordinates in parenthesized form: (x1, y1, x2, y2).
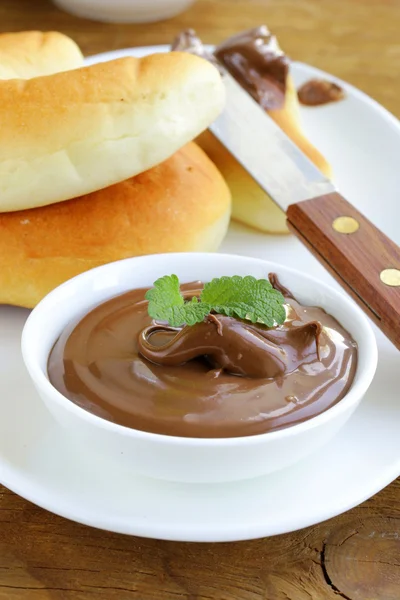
(145, 274, 184, 321)
(145, 274, 286, 328)
(169, 302, 212, 327)
(145, 274, 211, 327)
(201, 275, 286, 327)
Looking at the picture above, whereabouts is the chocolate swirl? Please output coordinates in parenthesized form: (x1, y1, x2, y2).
(139, 316, 322, 379)
(48, 276, 357, 438)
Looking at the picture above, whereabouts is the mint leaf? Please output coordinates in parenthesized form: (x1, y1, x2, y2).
(169, 302, 211, 327)
(145, 274, 286, 328)
(145, 274, 211, 327)
(145, 274, 183, 321)
(201, 275, 286, 327)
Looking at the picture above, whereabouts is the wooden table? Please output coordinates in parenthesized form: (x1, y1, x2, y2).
(1, 1, 399, 598)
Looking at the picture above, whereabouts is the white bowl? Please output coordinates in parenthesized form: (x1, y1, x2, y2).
(21, 253, 377, 483)
(52, 0, 196, 23)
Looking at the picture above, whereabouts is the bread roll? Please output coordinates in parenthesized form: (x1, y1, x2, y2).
(0, 31, 83, 79)
(197, 76, 332, 234)
(0, 52, 225, 213)
(0, 142, 231, 308)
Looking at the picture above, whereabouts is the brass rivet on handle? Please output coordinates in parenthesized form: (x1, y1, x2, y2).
(380, 268, 400, 287)
(332, 216, 360, 234)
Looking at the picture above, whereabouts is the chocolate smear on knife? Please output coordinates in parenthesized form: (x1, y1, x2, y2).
(171, 29, 221, 70)
(172, 26, 289, 110)
(214, 25, 289, 110)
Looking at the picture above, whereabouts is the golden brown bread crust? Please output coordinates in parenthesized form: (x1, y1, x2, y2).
(0, 142, 231, 308)
(0, 31, 83, 79)
(0, 52, 225, 212)
(197, 75, 332, 234)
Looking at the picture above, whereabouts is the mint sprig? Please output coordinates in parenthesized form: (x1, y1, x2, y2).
(145, 274, 286, 328)
(202, 275, 286, 326)
(145, 275, 211, 327)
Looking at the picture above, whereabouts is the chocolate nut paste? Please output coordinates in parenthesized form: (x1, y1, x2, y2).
(171, 26, 289, 110)
(48, 275, 357, 438)
(298, 79, 345, 106)
(171, 29, 221, 70)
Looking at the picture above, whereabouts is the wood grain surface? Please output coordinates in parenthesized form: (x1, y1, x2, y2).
(287, 192, 400, 348)
(1, 1, 400, 599)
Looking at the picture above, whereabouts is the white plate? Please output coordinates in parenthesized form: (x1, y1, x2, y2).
(1, 46, 399, 542)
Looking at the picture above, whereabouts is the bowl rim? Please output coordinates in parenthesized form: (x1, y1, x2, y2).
(21, 252, 378, 447)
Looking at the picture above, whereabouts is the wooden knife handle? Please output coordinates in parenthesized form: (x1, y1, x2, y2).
(286, 192, 400, 349)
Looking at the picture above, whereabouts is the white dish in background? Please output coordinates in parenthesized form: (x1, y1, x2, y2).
(52, 0, 195, 23)
(0, 46, 399, 541)
(21, 253, 377, 484)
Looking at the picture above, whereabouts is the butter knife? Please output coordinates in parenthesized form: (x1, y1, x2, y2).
(209, 68, 400, 349)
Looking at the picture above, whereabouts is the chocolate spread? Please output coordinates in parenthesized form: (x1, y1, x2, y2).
(298, 79, 345, 106)
(171, 29, 219, 68)
(48, 276, 357, 439)
(215, 26, 289, 110)
(171, 26, 289, 110)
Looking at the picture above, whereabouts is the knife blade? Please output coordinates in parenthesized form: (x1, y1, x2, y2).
(209, 70, 335, 209)
(209, 65, 400, 349)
